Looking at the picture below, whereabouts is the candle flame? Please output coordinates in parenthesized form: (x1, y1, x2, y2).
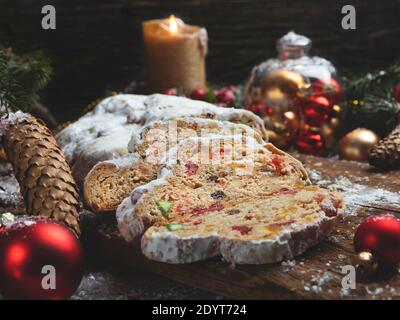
(169, 15, 178, 33)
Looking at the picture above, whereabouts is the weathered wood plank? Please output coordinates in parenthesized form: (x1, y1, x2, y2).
(2, 152, 400, 299)
(1, 0, 400, 122)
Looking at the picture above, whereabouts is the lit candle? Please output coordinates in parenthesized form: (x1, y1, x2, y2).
(143, 15, 208, 94)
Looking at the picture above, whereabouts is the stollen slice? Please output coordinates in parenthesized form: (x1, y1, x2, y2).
(116, 135, 343, 264)
(143, 94, 267, 139)
(83, 118, 268, 213)
(116, 135, 313, 241)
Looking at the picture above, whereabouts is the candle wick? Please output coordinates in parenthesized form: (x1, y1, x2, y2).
(160, 15, 184, 34)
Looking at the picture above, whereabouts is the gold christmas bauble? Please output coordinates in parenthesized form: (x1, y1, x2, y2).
(321, 122, 336, 150)
(320, 117, 342, 151)
(351, 251, 379, 276)
(339, 128, 379, 162)
(266, 129, 288, 148)
(262, 69, 306, 101)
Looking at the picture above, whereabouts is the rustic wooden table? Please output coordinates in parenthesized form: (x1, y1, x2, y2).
(2, 154, 400, 299)
(0, 160, 218, 300)
(83, 154, 400, 300)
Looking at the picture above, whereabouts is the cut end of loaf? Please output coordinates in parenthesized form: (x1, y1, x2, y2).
(83, 160, 157, 212)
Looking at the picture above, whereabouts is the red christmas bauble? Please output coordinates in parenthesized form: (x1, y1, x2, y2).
(354, 214, 400, 268)
(162, 88, 178, 96)
(247, 101, 271, 115)
(0, 216, 84, 299)
(293, 130, 325, 156)
(393, 84, 400, 103)
(300, 95, 331, 127)
(312, 78, 341, 100)
(190, 88, 208, 101)
(216, 87, 236, 106)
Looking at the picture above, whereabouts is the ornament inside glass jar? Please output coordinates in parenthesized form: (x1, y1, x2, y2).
(245, 31, 341, 152)
(292, 129, 325, 156)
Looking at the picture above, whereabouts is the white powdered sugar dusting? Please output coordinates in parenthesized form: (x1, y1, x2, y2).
(0, 112, 28, 136)
(309, 170, 400, 215)
(0, 117, 11, 137)
(307, 271, 334, 293)
(281, 259, 296, 272)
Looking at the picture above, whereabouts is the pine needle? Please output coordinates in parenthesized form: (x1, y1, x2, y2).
(0, 47, 52, 115)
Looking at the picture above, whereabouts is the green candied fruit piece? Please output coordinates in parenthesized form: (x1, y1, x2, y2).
(156, 200, 173, 217)
(166, 223, 183, 231)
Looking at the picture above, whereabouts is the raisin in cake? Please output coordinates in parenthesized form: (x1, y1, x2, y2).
(116, 136, 343, 264)
(84, 119, 266, 212)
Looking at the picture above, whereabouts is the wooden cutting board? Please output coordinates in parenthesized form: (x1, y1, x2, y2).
(84, 154, 400, 300)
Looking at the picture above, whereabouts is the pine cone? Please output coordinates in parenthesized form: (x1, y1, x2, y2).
(2, 113, 80, 235)
(369, 124, 400, 167)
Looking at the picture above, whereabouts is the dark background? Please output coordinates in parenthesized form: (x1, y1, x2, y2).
(1, 0, 400, 122)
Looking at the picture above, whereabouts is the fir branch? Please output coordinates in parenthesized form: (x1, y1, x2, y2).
(0, 48, 52, 114)
(345, 61, 400, 99)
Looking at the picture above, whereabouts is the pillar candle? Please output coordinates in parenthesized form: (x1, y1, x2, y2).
(143, 15, 208, 94)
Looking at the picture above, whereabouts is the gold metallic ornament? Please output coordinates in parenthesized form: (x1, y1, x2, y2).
(332, 104, 341, 115)
(328, 117, 341, 131)
(261, 69, 306, 101)
(320, 117, 342, 151)
(321, 123, 336, 150)
(265, 129, 288, 148)
(263, 118, 289, 148)
(339, 128, 380, 162)
(283, 111, 301, 131)
(351, 251, 379, 276)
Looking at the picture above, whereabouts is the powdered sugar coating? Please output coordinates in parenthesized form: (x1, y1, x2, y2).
(143, 94, 267, 138)
(71, 125, 140, 185)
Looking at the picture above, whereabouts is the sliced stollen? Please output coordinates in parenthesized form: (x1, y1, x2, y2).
(56, 95, 146, 185)
(129, 117, 264, 162)
(116, 136, 343, 264)
(91, 94, 147, 121)
(141, 186, 342, 264)
(58, 93, 267, 187)
(71, 125, 137, 187)
(143, 94, 267, 139)
(56, 94, 146, 165)
(84, 153, 158, 212)
(116, 134, 311, 240)
(84, 119, 269, 213)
